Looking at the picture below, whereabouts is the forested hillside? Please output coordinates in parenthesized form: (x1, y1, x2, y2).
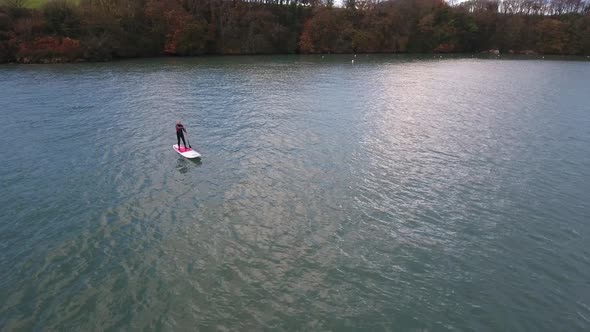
(1, 0, 589, 63)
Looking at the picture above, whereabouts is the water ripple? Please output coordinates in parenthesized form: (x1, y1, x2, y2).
(1, 56, 590, 331)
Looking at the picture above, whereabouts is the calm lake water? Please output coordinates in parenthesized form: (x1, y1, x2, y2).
(1, 55, 590, 331)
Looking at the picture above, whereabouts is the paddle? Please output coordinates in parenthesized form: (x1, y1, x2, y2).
(185, 128, 192, 149)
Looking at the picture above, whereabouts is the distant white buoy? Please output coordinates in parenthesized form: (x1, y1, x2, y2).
(542, 56, 545, 59)
(322, 55, 324, 59)
(352, 59, 354, 64)
(354, 54, 357, 58)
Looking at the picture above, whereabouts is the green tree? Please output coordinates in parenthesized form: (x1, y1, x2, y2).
(43, 0, 80, 37)
(535, 18, 569, 54)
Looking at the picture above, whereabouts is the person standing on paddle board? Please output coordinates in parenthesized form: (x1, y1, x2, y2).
(176, 121, 188, 150)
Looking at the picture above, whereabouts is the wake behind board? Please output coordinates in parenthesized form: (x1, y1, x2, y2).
(173, 144, 201, 159)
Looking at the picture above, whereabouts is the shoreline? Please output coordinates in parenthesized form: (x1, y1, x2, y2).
(3, 53, 590, 66)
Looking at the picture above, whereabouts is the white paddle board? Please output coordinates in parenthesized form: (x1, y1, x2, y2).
(173, 144, 201, 159)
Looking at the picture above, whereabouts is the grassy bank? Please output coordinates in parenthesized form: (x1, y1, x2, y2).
(25, 0, 46, 8)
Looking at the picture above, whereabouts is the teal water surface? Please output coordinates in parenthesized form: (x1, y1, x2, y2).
(1, 55, 590, 331)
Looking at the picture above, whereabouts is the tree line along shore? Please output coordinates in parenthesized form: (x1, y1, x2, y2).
(0, 0, 589, 64)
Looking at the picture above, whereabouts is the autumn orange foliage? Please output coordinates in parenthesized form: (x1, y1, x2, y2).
(1, 0, 589, 63)
(17, 36, 81, 62)
(146, 0, 206, 55)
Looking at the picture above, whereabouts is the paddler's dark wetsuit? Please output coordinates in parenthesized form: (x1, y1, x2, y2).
(176, 123, 188, 149)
